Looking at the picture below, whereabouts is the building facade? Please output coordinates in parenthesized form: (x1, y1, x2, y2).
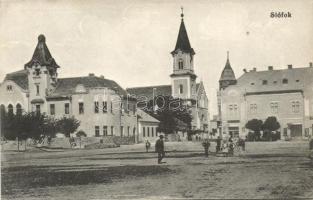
(0, 35, 138, 138)
(218, 54, 313, 139)
(127, 12, 209, 133)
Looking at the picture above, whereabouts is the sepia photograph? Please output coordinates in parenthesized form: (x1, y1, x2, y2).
(0, 0, 313, 199)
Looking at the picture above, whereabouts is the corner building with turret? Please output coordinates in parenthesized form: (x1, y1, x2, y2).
(218, 54, 313, 139)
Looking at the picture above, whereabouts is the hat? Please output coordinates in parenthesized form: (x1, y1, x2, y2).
(159, 135, 164, 139)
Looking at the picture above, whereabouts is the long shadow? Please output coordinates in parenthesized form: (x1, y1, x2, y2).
(85, 153, 205, 161)
(1, 165, 174, 196)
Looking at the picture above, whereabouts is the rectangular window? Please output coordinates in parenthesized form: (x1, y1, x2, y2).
(262, 80, 268, 85)
(133, 104, 136, 115)
(35, 105, 41, 114)
(270, 102, 279, 114)
(143, 127, 145, 137)
(179, 84, 183, 94)
(110, 126, 114, 136)
(94, 101, 99, 113)
(103, 126, 108, 136)
(50, 104, 55, 115)
(65, 103, 69, 114)
(6, 85, 12, 91)
(127, 126, 130, 136)
(147, 127, 150, 137)
(120, 126, 124, 137)
(250, 103, 257, 114)
(79, 102, 84, 114)
(103, 101, 107, 113)
(156, 128, 158, 137)
(292, 101, 300, 113)
(95, 126, 100, 137)
(110, 102, 113, 113)
(36, 85, 40, 96)
(152, 127, 154, 137)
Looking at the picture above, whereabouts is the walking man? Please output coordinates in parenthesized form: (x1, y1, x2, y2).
(155, 135, 165, 164)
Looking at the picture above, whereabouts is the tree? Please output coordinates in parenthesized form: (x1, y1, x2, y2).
(57, 116, 80, 137)
(245, 119, 263, 141)
(262, 116, 280, 141)
(145, 96, 192, 135)
(76, 130, 87, 137)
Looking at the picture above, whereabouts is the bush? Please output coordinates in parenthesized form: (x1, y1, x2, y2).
(76, 130, 87, 137)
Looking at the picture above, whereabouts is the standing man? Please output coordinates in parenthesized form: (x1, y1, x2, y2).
(145, 140, 151, 152)
(216, 136, 222, 153)
(202, 138, 211, 157)
(155, 135, 165, 164)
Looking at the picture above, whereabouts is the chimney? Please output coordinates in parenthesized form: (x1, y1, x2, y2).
(268, 66, 273, 70)
(310, 62, 313, 68)
(288, 64, 292, 69)
(89, 73, 95, 77)
(243, 68, 247, 73)
(100, 75, 105, 79)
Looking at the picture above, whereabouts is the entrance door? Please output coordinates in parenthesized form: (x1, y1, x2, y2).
(290, 125, 302, 137)
(229, 127, 239, 137)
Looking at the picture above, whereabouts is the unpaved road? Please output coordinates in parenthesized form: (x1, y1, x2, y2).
(1, 141, 313, 199)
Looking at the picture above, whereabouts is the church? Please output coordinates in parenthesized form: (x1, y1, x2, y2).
(127, 11, 209, 134)
(217, 53, 313, 139)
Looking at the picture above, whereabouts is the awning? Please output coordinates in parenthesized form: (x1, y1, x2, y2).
(31, 98, 45, 104)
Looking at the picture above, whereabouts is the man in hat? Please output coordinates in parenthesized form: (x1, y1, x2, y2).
(155, 135, 165, 164)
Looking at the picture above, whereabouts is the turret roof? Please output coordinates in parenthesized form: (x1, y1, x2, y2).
(24, 34, 60, 69)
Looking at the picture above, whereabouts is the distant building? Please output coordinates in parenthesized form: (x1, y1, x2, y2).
(127, 12, 209, 133)
(218, 53, 313, 139)
(0, 34, 138, 138)
(137, 109, 160, 142)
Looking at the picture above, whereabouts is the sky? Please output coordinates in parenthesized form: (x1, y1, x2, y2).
(0, 0, 313, 117)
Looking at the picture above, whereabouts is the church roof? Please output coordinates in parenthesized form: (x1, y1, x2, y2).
(219, 53, 236, 81)
(4, 69, 29, 90)
(24, 34, 60, 69)
(126, 85, 172, 100)
(171, 17, 195, 55)
(50, 75, 127, 97)
(127, 83, 201, 100)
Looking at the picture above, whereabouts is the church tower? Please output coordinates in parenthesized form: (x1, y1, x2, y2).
(219, 51, 236, 90)
(24, 34, 60, 113)
(170, 9, 197, 101)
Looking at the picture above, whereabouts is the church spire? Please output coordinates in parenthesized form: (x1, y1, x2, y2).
(171, 8, 195, 55)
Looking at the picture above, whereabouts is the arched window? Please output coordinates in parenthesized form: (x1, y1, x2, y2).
(16, 104, 22, 115)
(8, 104, 13, 115)
(178, 59, 184, 69)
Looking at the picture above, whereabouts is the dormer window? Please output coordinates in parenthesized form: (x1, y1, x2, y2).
(282, 79, 288, 84)
(178, 59, 184, 70)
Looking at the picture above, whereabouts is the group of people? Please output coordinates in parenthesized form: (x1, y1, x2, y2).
(146, 135, 246, 164)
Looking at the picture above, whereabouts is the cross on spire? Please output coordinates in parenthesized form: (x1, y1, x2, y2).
(181, 6, 184, 19)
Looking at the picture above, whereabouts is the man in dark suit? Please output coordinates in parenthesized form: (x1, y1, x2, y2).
(155, 135, 165, 164)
